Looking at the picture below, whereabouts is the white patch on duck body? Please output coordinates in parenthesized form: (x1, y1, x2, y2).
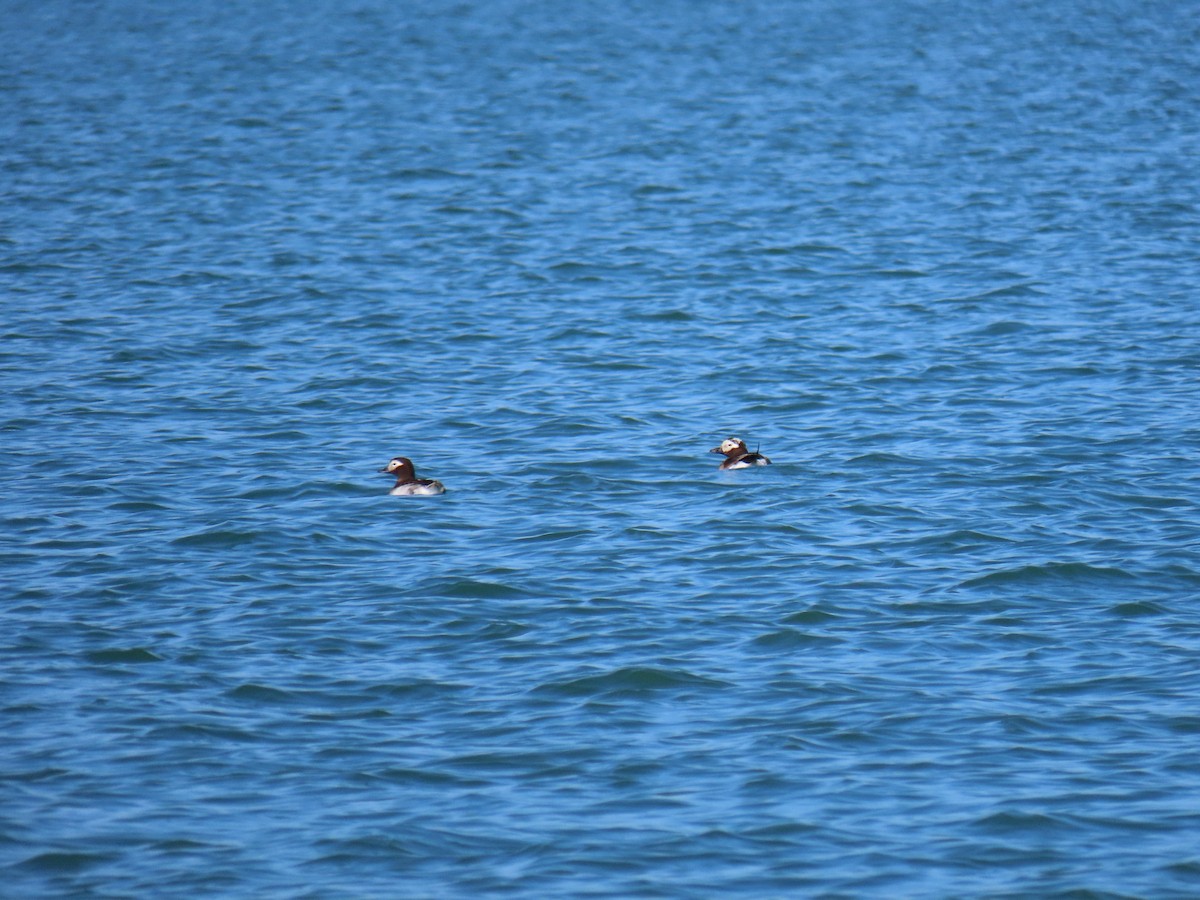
(390, 480, 446, 496)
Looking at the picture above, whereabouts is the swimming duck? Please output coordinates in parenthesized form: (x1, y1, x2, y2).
(380, 456, 446, 495)
(709, 437, 771, 470)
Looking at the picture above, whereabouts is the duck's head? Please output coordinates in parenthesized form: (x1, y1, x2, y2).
(380, 456, 415, 477)
(709, 437, 748, 457)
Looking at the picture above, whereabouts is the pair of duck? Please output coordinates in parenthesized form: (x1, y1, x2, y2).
(380, 437, 771, 496)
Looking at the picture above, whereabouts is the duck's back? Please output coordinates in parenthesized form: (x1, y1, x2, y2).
(721, 453, 771, 470)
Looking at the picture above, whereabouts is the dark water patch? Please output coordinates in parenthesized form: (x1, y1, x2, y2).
(749, 628, 844, 650)
(31, 537, 112, 553)
(15, 851, 114, 873)
(1166, 860, 1200, 882)
(632, 183, 684, 197)
(1108, 601, 1166, 617)
(630, 308, 694, 323)
(0, 767, 73, 784)
(365, 680, 470, 700)
(925, 529, 1021, 549)
(105, 499, 172, 513)
(567, 357, 655, 372)
(146, 721, 267, 743)
(534, 666, 731, 697)
(960, 562, 1138, 589)
(437, 749, 596, 777)
(873, 268, 928, 278)
(972, 810, 1077, 835)
(438, 579, 534, 600)
(227, 683, 303, 705)
(170, 528, 264, 548)
(362, 766, 491, 787)
(1099, 492, 1193, 510)
(84, 647, 163, 664)
(389, 166, 473, 182)
(308, 826, 531, 870)
(843, 453, 926, 469)
(1030, 677, 1155, 699)
(780, 607, 844, 627)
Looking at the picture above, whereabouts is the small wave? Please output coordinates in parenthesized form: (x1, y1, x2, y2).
(227, 115, 270, 128)
(534, 666, 730, 697)
(749, 628, 843, 649)
(105, 500, 172, 512)
(85, 647, 163, 664)
(514, 528, 594, 543)
(973, 810, 1071, 833)
(1108, 600, 1165, 617)
(933, 529, 1019, 546)
(970, 282, 1047, 300)
(366, 680, 468, 700)
(171, 528, 263, 548)
(363, 766, 489, 787)
(631, 309, 693, 322)
(873, 268, 928, 278)
(388, 166, 472, 181)
(760, 242, 848, 256)
(974, 319, 1033, 336)
(845, 452, 924, 467)
(2, 767, 71, 783)
(1098, 491, 1192, 509)
(441, 578, 529, 599)
(16, 851, 114, 873)
(782, 607, 843, 626)
(632, 183, 684, 196)
(960, 561, 1136, 588)
(228, 683, 296, 704)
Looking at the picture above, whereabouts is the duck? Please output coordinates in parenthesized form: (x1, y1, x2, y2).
(709, 437, 771, 470)
(379, 456, 446, 495)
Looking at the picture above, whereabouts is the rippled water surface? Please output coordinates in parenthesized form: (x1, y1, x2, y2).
(4, 0, 1200, 896)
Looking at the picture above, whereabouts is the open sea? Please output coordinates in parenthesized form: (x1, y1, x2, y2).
(4, 0, 1200, 896)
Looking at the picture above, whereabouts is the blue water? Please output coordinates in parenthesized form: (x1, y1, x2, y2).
(4, 0, 1200, 896)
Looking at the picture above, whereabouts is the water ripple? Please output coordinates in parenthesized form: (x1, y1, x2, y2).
(4, 0, 1200, 897)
